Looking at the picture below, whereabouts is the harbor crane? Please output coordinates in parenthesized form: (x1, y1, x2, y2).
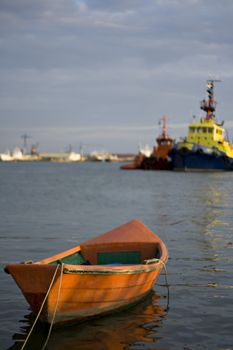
(21, 133, 31, 154)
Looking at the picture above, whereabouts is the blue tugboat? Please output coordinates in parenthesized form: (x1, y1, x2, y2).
(170, 80, 233, 171)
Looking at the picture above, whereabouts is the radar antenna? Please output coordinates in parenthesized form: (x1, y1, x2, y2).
(200, 79, 221, 120)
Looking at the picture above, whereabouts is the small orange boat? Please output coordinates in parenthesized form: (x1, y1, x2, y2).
(5, 220, 168, 326)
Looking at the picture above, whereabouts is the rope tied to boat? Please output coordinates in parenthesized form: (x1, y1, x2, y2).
(20, 263, 64, 350)
(144, 258, 170, 309)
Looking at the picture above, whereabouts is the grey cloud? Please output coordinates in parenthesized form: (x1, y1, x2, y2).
(0, 0, 233, 152)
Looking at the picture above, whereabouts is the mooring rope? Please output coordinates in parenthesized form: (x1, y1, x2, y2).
(20, 263, 62, 350)
(144, 258, 170, 308)
(41, 263, 64, 350)
(160, 260, 170, 308)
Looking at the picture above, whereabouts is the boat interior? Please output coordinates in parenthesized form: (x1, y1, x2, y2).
(48, 243, 161, 266)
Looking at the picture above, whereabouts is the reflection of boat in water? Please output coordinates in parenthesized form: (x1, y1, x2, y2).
(8, 291, 168, 350)
(5, 220, 168, 326)
(170, 80, 233, 171)
(121, 116, 174, 170)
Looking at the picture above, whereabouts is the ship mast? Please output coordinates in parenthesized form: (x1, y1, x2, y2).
(156, 115, 173, 145)
(159, 115, 168, 139)
(200, 79, 221, 121)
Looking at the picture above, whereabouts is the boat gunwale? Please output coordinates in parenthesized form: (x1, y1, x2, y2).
(62, 260, 165, 275)
(36, 238, 168, 275)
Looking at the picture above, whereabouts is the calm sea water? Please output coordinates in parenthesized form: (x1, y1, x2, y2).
(0, 162, 233, 350)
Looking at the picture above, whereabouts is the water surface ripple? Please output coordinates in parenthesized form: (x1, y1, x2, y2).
(0, 162, 233, 349)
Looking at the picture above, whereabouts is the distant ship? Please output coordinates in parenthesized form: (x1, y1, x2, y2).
(0, 147, 23, 162)
(170, 80, 233, 171)
(121, 116, 174, 170)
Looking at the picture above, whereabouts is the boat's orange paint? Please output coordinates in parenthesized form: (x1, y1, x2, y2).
(121, 116, 174, 170)
(5, 220, 168, 325)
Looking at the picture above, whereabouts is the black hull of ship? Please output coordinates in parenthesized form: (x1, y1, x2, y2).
(171, 150, 233, 171)
(140, 157, 173, 170)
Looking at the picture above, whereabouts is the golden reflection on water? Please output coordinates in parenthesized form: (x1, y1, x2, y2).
(195, 175, 233, 237)
(9, 292, 168, 350)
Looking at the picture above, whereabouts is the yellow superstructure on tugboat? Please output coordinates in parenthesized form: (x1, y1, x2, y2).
(170, 80, 233, 171)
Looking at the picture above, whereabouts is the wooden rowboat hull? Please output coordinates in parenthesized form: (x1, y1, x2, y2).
(5, 220, 168, 326)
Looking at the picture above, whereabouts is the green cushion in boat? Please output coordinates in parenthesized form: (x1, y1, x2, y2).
(97, 251, 141, 265)
(51, 251, 86, 265)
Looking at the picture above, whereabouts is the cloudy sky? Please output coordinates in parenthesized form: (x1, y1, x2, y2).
(1, 0, 233, 153)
